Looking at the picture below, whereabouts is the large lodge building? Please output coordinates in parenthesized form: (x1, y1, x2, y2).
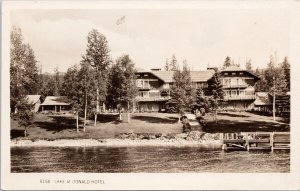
(135, 66, 260, 112)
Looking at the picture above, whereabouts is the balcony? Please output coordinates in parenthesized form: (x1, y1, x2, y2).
(135, 96, 170, 102)
(224, 95, 256, 101)
(222, 84, 248, 88)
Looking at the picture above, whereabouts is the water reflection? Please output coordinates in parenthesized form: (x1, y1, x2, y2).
(11, 147, 289, 173)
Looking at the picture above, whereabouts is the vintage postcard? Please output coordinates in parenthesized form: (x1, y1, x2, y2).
(1, 0, 300, 190)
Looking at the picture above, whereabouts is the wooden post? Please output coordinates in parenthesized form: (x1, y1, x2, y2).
(273, 77, 276, 121)
(270, 132, 274, 152)
(60, 105, 61, 112)
(245, 133, 249, 151)
(55, 105, 57, 112)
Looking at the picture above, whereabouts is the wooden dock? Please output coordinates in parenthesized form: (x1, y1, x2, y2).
(221, 132, 290, 151)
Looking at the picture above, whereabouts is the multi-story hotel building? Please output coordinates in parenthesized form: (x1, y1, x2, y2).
(220, 66, 260, 110)
(135, 66, 260, 112)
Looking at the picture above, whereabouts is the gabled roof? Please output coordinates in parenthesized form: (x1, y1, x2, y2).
(254, 92, 272, 106)
(40, 96, 70, 106)
(26, 95, 41, 104)
(137, 70, 215, 83)
(221, 66, 260, 80)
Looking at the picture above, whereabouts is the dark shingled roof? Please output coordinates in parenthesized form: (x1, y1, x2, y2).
(148, 70, 215, 83)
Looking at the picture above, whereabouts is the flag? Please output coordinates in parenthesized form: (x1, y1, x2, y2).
(116, 16, 126, 25)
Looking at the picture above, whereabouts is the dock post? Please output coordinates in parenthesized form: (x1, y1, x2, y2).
(270, 132, 274, 152)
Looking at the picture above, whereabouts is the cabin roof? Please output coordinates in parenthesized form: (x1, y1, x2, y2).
(40, 96, 70, 106)
(26, 95, 41, 104)
(254, 92, 272, 106)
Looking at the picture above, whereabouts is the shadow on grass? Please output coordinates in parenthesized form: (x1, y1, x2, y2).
(11, 129, 24, 139)
(204, 119, 290, 133)
(34, 115, 82, 133)
(96, 114, 119, 123)
(132, 115, 178, 124)
(218, 112, 250, 118)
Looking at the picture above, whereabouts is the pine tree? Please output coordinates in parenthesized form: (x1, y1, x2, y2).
(166, 62, 195, 121)
(164, 58, 170, 71)
(281, 57, 290, 91)
(245, 59, 252, 71)
(223, 56, 231, 69)
(169, 54, 178, 71)
(207, 70, 224, 122)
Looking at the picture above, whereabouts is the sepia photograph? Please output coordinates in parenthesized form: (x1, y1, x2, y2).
(1, 0, 300, 190)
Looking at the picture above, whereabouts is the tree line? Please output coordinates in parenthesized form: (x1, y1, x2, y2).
(10, 27, 138, 134)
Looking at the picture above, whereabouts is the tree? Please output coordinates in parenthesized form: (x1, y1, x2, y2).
(245, 59, 252, 71)
(207, 70, 224, 122)
(254, 68, 268, 92)
(23, 44, 39, 94)
(53, 67, 61, 96)
(223, 56, 231, 69)
(107, 55, 138, 122)
(164, 58, 170, 71)
(165, 62, 195, 121)
(61, 65, 81, 132)
(281, 57, 290, 91)
(194, 88, 210, 115)
(169, 54, 178, 71)
(82, 29, 111, 126)
(77, 62, 98, 130)
(264, 55, 288, 120)
(10, 26, 37, 136)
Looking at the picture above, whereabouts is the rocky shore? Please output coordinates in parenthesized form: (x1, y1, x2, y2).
(11, 131, 222, 148)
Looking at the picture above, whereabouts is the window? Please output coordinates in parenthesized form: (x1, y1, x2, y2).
(144, 74, 148, 77)
(232, 72, 236, 75)
(231, 90, 237, 96)
(224, 73, 228, 75)
(239, 72, 243, 75)
(163, 83, 169, 89)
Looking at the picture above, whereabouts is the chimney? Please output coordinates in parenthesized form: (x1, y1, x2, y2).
(151, 68, 161, 71)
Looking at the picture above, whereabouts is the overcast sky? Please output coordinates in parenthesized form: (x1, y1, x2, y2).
(11, 9, 290, 73)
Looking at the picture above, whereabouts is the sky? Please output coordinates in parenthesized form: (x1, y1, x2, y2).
(11, 9, 290, 73)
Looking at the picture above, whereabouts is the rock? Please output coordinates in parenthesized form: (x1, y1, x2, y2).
(175, 133, 188, 139)
(186, 131, 202, 141)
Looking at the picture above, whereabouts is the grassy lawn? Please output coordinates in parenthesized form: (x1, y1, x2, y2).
(11, 113, 182, 140)
(203, 111, 289, 133)
(10, 111, 289, 140)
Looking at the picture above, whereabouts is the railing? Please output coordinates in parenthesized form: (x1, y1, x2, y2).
(222, 84, 248, 88)
(224, 95, 256, 100)
(135, 96, 170, 102)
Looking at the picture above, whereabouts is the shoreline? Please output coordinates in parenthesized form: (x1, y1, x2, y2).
(10, 138, 222, 148)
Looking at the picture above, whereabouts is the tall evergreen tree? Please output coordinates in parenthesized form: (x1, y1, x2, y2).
(223, 56, 231, 69)
(245, 59, 252, 71)
(207, 70, 224, 122)
(165, 62, 195, 121)
(164, 58, 170, 71)
(169, 54, 178, 71)
(281, 57, 290, 91)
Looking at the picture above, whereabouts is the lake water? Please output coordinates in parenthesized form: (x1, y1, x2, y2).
(11, 146, 289, 173)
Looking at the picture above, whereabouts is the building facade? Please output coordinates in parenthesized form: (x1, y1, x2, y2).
(135, 69, 214, 112)
(219, 66, 260, 111)
(135, 66, 260, 112)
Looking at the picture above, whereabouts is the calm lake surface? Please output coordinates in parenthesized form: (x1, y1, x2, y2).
(11, 146, 289, 173)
